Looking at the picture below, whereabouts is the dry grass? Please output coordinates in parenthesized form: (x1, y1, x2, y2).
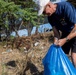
(0, 31, 53, 75)
(0, 31, 72, 75)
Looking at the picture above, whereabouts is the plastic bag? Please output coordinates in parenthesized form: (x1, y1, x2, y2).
(42, 44, 76, 75)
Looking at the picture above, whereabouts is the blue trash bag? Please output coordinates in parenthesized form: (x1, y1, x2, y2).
(42, 44, 76, 75)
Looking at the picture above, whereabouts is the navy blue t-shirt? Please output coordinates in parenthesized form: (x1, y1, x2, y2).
(48, 2, 76, 33)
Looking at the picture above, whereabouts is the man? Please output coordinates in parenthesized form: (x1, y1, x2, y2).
(35, 0, 76, 68)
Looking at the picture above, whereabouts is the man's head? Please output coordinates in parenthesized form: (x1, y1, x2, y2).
(43, 2, 57, 16)
(35, 0, 67, 16)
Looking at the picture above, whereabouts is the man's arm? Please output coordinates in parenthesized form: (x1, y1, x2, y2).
(66, 24, 76, 40)
(52, 26, 60, 45)
(53, 26, 60, 38)
(58, 24, 76, 46)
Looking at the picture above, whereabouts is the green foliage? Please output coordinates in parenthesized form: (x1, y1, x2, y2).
(0, 0, 45, 38)
(0, 0, 44, 27)
(0, 0, 21, 28)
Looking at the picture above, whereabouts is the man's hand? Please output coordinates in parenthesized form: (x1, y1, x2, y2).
(54, 37, 59, 45)
(54, 38, 67, 46)
(57, 38, 67, 46)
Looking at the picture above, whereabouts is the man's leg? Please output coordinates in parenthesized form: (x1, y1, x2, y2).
(71, 52, 76, 68)
(71, 37, 76, 68)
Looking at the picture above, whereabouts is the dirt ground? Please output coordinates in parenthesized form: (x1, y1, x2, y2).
(0, 32, 54, 75)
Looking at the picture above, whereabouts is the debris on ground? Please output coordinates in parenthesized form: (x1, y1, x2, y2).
(0, 31, 54, 75)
